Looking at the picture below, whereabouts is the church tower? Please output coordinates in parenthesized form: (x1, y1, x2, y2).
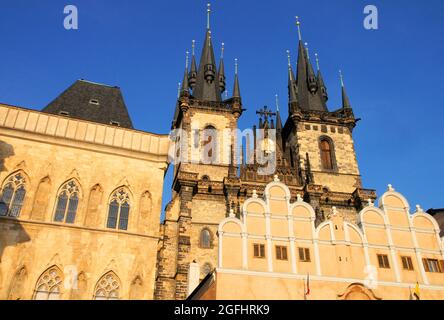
(155, 4, 243, 300)
(282, 17, 376, 224)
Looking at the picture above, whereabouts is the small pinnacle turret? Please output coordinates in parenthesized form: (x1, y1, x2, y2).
(340, 70, 352, 110)
(189, 40, 198, 90)
(315, 53, 328, 103)
(180, 52, 190, 96)
(218, 43, 226, 94)
(232, 59, 241, 100)
(287, 50, 299, 114)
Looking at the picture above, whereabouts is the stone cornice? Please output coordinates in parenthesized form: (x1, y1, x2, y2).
(0, 104, 170, 165)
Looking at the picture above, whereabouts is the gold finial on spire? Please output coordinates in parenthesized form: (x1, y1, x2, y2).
(221, 42, 225, 59)
(192, 40, 196, 56)
(315, 53, 320, 71)
(177, 82, 181, 98)
(339, 70, 345, 87)
(207, 3, 211, 30)
(286, 50, 291, 67)
(305, 42, 310, 59)
(185, 51, 189, 69)
(295, 16, 302, 41)
(235, 58, 238, 75)
(275, 94, 280, 112)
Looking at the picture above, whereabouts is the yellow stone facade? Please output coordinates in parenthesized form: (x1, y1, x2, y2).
(0, 104, 170, 300)
(191, 179, 444, 300)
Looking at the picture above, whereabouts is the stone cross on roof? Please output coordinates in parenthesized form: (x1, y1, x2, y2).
(256, 106, 276, 123)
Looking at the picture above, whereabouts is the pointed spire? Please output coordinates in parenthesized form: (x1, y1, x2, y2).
(232, 58, 241, 99)
(189, 40, 198, 90)
(192, 4, 221, 102)
(340, 70, 352, 109)
(275, 94, 283, 131)
(294, 27, 326, 112)
(287, 50, 298, 105)
(296, 16, 302, 41)
(218, 42, 226, 94)
(180, 52, 190, 96)
(315, 53, 328, 102)
(275, 94, 280, 113)
(207, 3, 211, 30)
(315, 53, 320, 71)
(305, 42, 318, 94)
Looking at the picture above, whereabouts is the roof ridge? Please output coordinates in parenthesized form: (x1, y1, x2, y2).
(78, 79, 120, 89)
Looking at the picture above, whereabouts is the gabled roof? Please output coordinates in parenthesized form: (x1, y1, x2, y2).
(42, 80, 134, 129)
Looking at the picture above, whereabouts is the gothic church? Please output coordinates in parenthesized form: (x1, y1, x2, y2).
(0, 6, 442, 301)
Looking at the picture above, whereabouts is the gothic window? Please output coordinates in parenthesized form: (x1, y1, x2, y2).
(107, 188, 131, 231)
(94, 272, 121, 300)
(200, 229, 212, 249)
(33, 266, 63, 300)
(201, 125, 218, 164)
(319, 138, 335, 171)
(54, 180, 80, 224)
(0, 172, 26, 218)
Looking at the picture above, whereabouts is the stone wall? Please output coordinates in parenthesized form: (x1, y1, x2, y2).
(0, 104, 170, 300)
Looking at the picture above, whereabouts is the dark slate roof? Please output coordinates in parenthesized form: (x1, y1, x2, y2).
(192, 30, 222, 102)
(42, 80, 134, 129)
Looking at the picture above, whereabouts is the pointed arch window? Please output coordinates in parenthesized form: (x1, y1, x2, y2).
(200, 228, 212, 249)
(0, 172, 26, 218)
(201, 125, 218, 164)
(94, 272, 121, 300)
(320, 138, 335, 171)
(107, 188, 131, 231)
(33, 267, 63, 300)
(54, 180, 80, 224)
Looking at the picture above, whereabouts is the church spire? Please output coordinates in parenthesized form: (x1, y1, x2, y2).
(192, 3, 221, 102)
(305, 43, 318, 94)
(207, 3, 211, 30)
(340, 70, 352, 109)
(218, 42, 226, 94)
(294, 17, 327, 112)
(315, 53, 328, 102)
(287, 50, 297, 103)
(180, 51, 190, 96)
(189, 40, 198, 90)
(275, 94, 283, 131)
(232, 58, 241, 100)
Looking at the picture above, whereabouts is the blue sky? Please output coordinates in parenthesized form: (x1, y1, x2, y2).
(0, 0, 443, 213)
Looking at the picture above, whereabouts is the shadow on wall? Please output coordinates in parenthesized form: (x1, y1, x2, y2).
(0, 140, 31, 264)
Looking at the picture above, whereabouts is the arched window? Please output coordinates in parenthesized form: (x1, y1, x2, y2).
(0, 172, 26, 217)
(200, 229, 212, 249)
(54, 180, 80, 224)
(94, 272, 121, 300)
(33, 266, 63, 300)
(201, 125, 218, 164)
(320, 138, 335, 170)
(107, 188, 131, 231)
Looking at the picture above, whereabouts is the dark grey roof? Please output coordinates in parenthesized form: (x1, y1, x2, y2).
(42, 80, 134, 129)
(294, 41, 327, 112)
(192, 30, 222, 102)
